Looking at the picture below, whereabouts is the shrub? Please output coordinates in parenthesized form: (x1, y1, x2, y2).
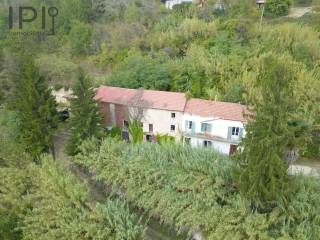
(17, 157, 146, 240)
(156, 133, 175, 145)
(74, 138, 320, 239)
(265, 0, 292, 17)
(129, 120, 144, 143)
(106, 127, 123, 139)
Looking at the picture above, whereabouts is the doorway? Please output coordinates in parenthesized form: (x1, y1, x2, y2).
(229, 144, 238, 155)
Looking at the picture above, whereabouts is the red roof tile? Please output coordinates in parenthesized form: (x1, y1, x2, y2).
(95, 86, 248, 122)
(185, 99, 247, 122)
(95, 86, 187, 112)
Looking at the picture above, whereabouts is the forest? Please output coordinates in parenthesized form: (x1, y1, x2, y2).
(0, 0, 320, 239)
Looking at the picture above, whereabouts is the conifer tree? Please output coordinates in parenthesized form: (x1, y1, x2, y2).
(66, 70, 102, 156)
(236, 54, 301, 210)
(12, 59, 58, 160)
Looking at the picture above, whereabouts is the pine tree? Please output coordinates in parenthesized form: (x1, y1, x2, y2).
(235, 54, 300, 210)
(11, 59, 58, 160)
(66, 70, 102, 156)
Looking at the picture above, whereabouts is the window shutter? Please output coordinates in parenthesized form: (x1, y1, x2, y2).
(185, 121, 188, 131)
(227, 127, 232, 140)
(191, 122, 195, 135)
(201, 123, 205, 132)
(208, 124, 212, 133)
(239, 128, 244, 138)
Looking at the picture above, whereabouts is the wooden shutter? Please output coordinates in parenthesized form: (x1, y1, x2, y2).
(239, 128, 244, 138)
(191, 122, 195, 135)
(201, 123, 205, 132)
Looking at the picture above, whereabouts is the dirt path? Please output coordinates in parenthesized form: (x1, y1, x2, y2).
(53, 132, 185, 240)
(288, 7, 313, 18)
(293, 159, 320, 176)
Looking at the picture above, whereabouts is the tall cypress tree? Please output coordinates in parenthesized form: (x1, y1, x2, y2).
(235, 54, 299, 210)
(66, 70, 102, 156)
(12, 59, 58, 160)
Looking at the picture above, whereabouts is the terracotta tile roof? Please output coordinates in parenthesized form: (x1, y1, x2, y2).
(184, 99, 247, 122)
(95, 86, 248, 122)
(95, 86, 187, 112)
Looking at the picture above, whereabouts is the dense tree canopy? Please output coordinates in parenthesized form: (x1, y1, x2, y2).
(1, 0, 320, 239)
(108, 54, 171, 90)
(0, 112, 146, 240)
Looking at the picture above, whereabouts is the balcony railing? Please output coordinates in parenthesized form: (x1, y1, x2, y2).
(184, 130, 241, 143)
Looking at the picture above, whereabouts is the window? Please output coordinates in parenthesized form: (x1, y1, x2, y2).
(186, 121, 193, 130)
(149, 124, 153, 133)
(201, 123, 212, 133)
(171, 112, 176, 118)
(203, 140, 212, 148)
(228, 127, 243, 140)
(232, 127, 240, 136)
(170, 125, 176, 132)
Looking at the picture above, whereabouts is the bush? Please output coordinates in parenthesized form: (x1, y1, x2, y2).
(129, 120, 143, 143)
(303, 130, 320, 159)
(0, 211, 21, 240)
(155, 133, 175, 145)
(0, 157, 146, 240)
(265, 0, 292, 17)
(106, 127, 123, 139)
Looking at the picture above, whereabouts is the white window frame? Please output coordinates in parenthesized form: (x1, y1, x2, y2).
(232, 127, 240, 136)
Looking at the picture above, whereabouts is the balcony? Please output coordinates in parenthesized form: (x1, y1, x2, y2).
(184, 130, 241, 144)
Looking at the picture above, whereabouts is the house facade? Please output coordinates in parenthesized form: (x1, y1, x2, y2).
(183, 99, 246, 155)
(165, 0, 193, 9)
(95, 87, 186, 141)
(95, 86, 247, 155)
(140, 108, 184, 138)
